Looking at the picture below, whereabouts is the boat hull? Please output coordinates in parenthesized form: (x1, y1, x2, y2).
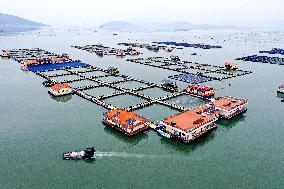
(48, 90, 73, 97)
(219, 106, 247, 119)
(277, 89, 284, 94)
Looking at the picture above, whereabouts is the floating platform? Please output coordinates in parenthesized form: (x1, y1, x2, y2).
(236, 55, 284, 65)
(153, 41, 222, 49)
(259, 48, 284, 55)
(72, 44, 142, 57)
(102, 109, 150, 136)
(157, 104, 219, 142)
(127, 56, 252, 82)
(3, 47, 249, 141)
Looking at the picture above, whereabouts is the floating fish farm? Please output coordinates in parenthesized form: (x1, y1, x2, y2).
(118, 42, 174, 52)
(72, 44, 142, 57)
(259, 48, 284, 55)
(4, 48, 188, 111)
(153, 41, 222, 49)
(2, 47, 249, 143)
(236, 55, 284, 65)
(127, 56, 252, 83)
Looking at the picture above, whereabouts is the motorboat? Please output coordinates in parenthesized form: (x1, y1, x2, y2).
(62, 147, 96, 160)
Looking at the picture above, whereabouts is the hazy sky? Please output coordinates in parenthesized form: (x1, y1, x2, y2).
(0, 0, 283, 27)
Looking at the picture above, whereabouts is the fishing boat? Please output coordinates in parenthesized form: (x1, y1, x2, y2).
(184, 84, 216, 99)
(170, 55, 180, 61)
(48, 83, 73, 96)
(62, 147, 96, 160)
(95, 50, 103, 57)
(155, 125, 171, 138)
(212, 96, 248, 119)
(107, 66, 119, 75)
(165, 46, 175, 52)
(0, 51, 10, 58)
(21, 65, 29, 71)
(277, 84, 284, 93)
(161, 79, 178, 91)
(225, 61, 238, 70)
(42, 79, 57, 87)
(116, 49, 126, 57)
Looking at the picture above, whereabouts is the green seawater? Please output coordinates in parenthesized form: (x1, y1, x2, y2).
(0, 28, 284, 189)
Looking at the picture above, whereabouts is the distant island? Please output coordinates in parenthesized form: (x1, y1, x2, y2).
(99, 21, 237, 31)
(0, 13, 46, 33)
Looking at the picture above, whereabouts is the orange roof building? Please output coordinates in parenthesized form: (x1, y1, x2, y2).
(49, 83, 72, 96)
(158, 105, 219, 142)
(23, 59, 40, 66)
(103, 109, 149, 136)
(212, 96, 248, 119)
(51, 57, 70, 63)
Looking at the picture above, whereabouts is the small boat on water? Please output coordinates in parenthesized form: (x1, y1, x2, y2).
(21, 65, 29, 71)
(170, 55, 180, 62)
(225, 61, 238, 70)
(62, 147, 96, 160)
(164, 46, 175, 52)
(155, 125, 171, 139)
(42, 79, 57, 87)
(96, 50, 103, 57)
(184, 84, 216, 99)
(116, 49, 126, 57)
(161, 79, 178, 91)
(277, 84, 284, 93)
(107, 66, 119, 75)
(0, 51, 10, 58)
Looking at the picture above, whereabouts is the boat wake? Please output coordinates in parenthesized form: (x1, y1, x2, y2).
(93, 151, 166, 159)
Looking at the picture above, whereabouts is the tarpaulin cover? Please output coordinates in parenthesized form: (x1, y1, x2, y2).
(28, 61, 90, 72)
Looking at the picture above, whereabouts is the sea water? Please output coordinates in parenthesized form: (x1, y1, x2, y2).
(0, 27, 284, 189)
